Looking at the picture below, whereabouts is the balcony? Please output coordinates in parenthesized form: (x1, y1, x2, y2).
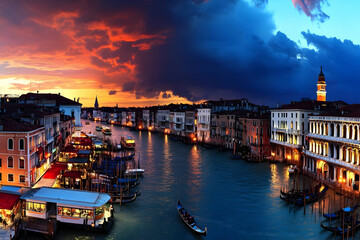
(271, 127, 304, 135)
(307, 133, 360, 145)
(270, 139, 302, 148)
(303, 150, 360, 171)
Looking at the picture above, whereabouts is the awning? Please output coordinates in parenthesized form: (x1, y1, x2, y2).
(66, 157, 88, 164)
(0, 192, 20, 210)
(62, 171, 82, 179)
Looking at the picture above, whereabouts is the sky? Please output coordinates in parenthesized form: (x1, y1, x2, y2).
(0, 0, 359, 107)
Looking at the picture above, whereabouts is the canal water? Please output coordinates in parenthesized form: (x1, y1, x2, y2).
(55, 120, 359, 240)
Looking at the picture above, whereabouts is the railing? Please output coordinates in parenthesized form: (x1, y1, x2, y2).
(271, 127, 303, 135)
(303, 150, 360, 171)
(307, 133, 360, 145)
(270, 139, 302, 148)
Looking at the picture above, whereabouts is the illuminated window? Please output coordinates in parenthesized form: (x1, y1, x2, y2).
(72, 208, 81, 218)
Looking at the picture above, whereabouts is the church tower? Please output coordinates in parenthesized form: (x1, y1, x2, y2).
(94, 96, 99, 109)
(316, 66, 326, 102)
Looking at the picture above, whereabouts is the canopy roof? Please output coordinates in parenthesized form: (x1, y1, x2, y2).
(0, 192, 20, 210)
(21, 187, 110, 208)
(62, 171, 82, 179)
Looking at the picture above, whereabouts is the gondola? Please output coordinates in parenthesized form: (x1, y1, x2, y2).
(294, 186, 328, 205)
(321, 216, 360, 235)
(323, 204, 358, 219)
(111, 194, 137, 204)
(280, 183, 321, 203)
(177, 199, 207, 236)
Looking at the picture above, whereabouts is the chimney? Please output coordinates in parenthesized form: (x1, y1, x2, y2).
(37, 91, 39, 94)
(58, 93, 61, 95)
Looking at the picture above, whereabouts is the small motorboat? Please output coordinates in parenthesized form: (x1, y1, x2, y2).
(177, 199, 207, 236)
(85, 121, 90, 125)
(125, 168, 145, 176)
(96, 126, 102, 131)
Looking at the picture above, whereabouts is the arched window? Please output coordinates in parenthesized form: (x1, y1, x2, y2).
(8, 156, 13, 168)
(8, 138, 13, 150)
(19, 157, 25, 169)
(71, 109, 75, 118)
(19, 139, 25, 151)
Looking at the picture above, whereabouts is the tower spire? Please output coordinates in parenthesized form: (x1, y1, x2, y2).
(94, 95, 99, 109)
(317, 66, 326, 101)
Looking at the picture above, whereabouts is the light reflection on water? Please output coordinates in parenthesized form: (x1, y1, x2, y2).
(52, 120, 360, 240)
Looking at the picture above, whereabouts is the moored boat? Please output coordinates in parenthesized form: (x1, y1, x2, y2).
(96, 126, 102, 131)
(102, 126, 112, 135)
(294, 185, 328, 205)
(177, 199, 207, 236)
(288, 165, 298, 174)
(121, 135, 136, 149)
(321, 216, 360, 235)
(323, 204, 358, 219)
(125, 168, 145, 176)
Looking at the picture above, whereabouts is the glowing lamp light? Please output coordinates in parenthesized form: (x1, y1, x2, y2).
(271, 152, 275, 156)
(139, 126, 143, 129)
(192, 137, 197, 142)
(287, 155, 291, 160)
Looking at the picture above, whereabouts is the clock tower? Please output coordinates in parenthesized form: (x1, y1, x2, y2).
(317, 66, 326, 102)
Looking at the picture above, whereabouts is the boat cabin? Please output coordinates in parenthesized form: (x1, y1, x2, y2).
(121, 135, 136, 149)
(21, 187, 113, 229)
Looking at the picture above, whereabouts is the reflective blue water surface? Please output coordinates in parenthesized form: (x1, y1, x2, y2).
(56, 120, 358, 240)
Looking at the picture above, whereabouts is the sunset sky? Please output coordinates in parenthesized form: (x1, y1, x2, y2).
(0, 0, 359, 107)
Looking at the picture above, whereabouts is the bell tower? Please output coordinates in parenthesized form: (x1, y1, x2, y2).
(316, 66, 326, 102)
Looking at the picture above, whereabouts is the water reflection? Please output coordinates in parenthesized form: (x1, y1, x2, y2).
(187, 146, 202, 198)
(161, 134, 173, 192)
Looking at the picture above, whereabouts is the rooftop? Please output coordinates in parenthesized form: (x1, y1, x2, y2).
(0, 118, 44, 132)
(20, 93, 82, 106)
(20, 187, 111, 208)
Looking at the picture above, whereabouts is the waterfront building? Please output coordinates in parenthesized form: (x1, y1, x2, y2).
(93, 109, 102, 121)
(142, 110, 151, 130)
(169, 111, 185, 135)
(204, 98, 268, 114)
(156, 110, 170, 133)
(270, 68, 346, 164)
(60, 114, 74, 148)
(304, 104, 360, 192)
(0, 118, 45, 187)
(242, 114, 271, 161)
(121, 111, 127, 126)
(197, 108, 211, 143)
(19, 93, 82, 130)
(185, 110, 196, 141)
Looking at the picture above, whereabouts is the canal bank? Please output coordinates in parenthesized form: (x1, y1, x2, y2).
(52, 120, 360, 240)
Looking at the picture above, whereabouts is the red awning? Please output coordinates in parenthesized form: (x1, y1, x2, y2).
(62, 171, 82, 179)
(0, 192, 20, 210)
(43, 163, 68, 179)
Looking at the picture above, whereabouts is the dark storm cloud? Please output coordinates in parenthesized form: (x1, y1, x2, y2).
(1, 0, 359, 106)
(109, 90, 117, 95)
